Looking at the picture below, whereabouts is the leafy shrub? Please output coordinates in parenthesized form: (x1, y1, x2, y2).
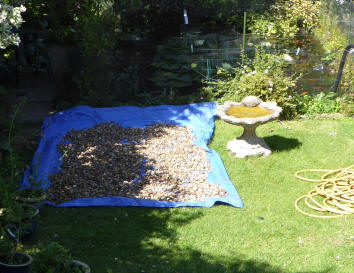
(203, 48, 299, 119)
(340, 61, 354, 95)
(0, 2, 26, 49)
(314, 16, 348, 63)
(296, 92, 353, 116)
(249, 0, 321, 41)
(340, 94, 354, 117)
(296, 92, 342, 115)
(32, 242, 83, 273)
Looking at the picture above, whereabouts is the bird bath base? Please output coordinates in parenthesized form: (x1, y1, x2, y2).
(227, 125, 271, 158)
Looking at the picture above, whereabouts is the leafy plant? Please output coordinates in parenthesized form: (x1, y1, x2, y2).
(314, 17, 348, 63)
(0, 99, 27, 198)
(296, 92, 342, 115)
(0, 225, 16, 264)
(24, 0, 81, 43)
(17, 166, 46, 203)
(0, 2, 26, 50)
(334, 58, 354, 96)
(249, 0, 321, 41)
(0, 98, 38, 264)
(0, 197, 36, 264)
(340, 94, 354, 117)
(32, 242, 85, 273)
(203, 48, 300, 119)
(15, 146, 47, 201)
(1, 202, 38, 242)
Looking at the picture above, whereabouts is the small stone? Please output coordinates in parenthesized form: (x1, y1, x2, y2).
(241, 96, 262, 107)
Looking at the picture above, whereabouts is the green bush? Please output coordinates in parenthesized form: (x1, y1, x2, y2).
(314, 16, 348, 63)
(32, 242, 83, 273)
(203, 48, 299, 119)
(249, 0, 321, 41)
(296, 92, 353, 116)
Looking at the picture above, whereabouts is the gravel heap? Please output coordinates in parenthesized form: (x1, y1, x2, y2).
(47, 122, 227, 203)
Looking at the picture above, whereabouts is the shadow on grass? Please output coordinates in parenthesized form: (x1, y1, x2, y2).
(263, 135, 302, 152)
(163, 248, 333, 273)
(29, 206, 332, 273)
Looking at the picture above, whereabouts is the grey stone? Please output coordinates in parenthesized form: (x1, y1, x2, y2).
(241, 96, 262, 107)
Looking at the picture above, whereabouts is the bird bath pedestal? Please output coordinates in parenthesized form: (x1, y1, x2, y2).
(216, 96, 282, 158)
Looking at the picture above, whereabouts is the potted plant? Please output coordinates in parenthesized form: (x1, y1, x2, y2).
(0, 100, 35, 272)
(16, 176, 47, 206)
(31, 242, 90, 273)
(16, 189, 46, 205)
(0, 225, 33, 273)
(0, 177, 36, 272)
(16, 154, 47, 206)
(3, 201, 39, 242)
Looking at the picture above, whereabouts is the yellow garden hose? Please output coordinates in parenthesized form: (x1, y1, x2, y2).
(294, 165, 354, 218)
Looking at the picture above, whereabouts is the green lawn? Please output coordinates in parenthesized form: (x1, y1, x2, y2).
(27, 117, 354, 273)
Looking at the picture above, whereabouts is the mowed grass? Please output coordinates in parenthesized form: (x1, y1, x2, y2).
(26, 117, 354, 273)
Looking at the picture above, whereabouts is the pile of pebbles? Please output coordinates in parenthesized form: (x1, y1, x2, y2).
(47, 122, 227, 203)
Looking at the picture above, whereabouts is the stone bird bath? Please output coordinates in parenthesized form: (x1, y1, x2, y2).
(216, 96, 282, 158)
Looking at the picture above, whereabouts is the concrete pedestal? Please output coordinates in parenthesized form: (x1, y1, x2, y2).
(226, 125, 271, 158)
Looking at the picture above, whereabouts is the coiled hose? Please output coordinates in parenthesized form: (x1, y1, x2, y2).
(294, 165, 354, 218)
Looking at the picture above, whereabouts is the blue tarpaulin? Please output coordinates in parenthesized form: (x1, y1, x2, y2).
(22, 102, 243, 208)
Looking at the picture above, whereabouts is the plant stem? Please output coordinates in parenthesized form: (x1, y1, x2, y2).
(8, 99, 26, 188)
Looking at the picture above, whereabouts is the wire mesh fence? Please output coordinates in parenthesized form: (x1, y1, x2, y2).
(147, 0, 353, 96)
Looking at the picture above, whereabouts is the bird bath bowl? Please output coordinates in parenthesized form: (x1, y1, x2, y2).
(216, 96, 282, 158)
